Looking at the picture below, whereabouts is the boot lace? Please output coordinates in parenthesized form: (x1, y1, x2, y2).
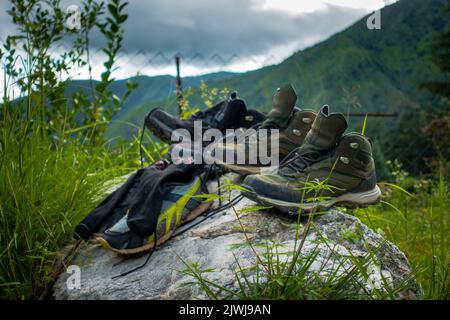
(279, 149, 323, 173)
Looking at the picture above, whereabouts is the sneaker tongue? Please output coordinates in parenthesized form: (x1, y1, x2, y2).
(260, 83, 297, 129)
(298, 105, 347, 154)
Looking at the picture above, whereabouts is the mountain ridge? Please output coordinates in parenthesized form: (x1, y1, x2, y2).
(66, 71, 237, 115)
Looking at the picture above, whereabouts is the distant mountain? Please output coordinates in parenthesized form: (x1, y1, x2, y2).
(66, 71, 236, 114)
(65, 71, 238, 139)
(207, 0, 448, 112)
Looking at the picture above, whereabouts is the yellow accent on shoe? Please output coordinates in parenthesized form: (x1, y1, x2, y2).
(149, 178, 201, 241)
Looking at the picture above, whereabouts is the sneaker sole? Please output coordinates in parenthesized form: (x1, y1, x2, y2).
(96, 201, 213, 255)
(241, 185, 382, 214)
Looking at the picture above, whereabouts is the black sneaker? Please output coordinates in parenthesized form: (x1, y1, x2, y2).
(96, 174, 212, 255)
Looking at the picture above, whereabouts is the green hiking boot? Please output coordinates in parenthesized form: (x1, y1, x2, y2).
(214, 84, 316, 175)
(241, 105, 381, 213)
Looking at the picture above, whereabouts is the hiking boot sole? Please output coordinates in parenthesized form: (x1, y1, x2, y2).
(218, 163, 266, 175)
(96, 201, 213, 255)
(241, 185, 381, 214)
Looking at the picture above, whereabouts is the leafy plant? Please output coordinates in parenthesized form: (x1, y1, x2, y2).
(2, 0, 136, 143)
(0, 0, 150, 299)
(353, 172, 449, 299)
(199, 81, 229, 109)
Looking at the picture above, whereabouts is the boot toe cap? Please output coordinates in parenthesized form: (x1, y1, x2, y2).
(242, 174, 299, 203)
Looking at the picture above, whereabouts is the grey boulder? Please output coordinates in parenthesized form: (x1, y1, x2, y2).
(52, 175, 421, 300)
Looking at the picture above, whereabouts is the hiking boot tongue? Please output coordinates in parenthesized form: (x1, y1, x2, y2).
(260, 83, 297, 129)
(299, 104, 347, 154)
(212, 96, 247, 130)
(281, 105, 347, 173)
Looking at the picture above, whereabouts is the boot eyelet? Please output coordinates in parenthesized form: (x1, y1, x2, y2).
(292, 129, 301, 136)
(350, 142, 359, 149)
(302, 117, 312, 124)
(339, 156, 350, 164)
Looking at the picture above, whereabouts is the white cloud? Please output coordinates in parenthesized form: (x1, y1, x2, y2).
(261, 0, 396, 14)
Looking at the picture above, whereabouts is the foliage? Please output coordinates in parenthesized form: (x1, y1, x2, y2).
(353, 167, 449, 299)
(199, 80, 229, 109)
(2, 0, 135, 143)
(0, 104, 135, 299)
(420, 5, 450, 105)
(0, 0, 149, 299)
(0, 0, 448, 301)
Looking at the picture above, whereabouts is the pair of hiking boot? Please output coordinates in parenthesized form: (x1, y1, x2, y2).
(214, 85, 381, 213)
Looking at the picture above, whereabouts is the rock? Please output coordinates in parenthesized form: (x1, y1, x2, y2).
(52, 174, 422, 300)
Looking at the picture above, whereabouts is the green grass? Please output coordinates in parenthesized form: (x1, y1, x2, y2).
(0, 99, 166, 299)
(3, 0, 445, 301)
(352, 169, 450, 299)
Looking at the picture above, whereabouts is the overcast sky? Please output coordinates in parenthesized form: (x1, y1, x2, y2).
(0, 0, 395, 81)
